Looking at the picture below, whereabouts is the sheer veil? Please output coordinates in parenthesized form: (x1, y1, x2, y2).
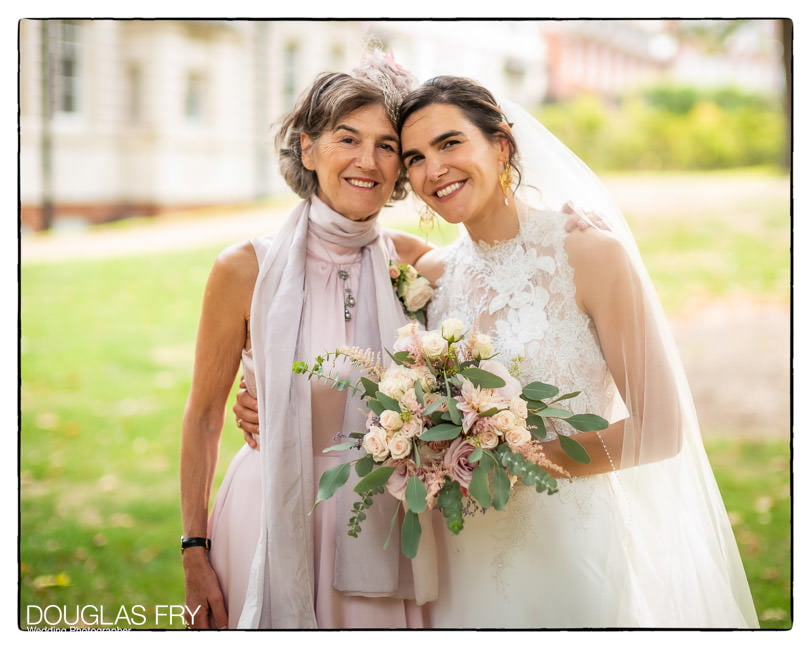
(500, 97, 759, 627)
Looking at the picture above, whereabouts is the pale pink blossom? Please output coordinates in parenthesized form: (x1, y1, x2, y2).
(443, 436, 476, 489)
(478, 429, 500, 449)
(385, 460, 410, 501)
(388, 434, 412, 460)
(389, 265, 401, 279)
(505, 426, 532, 448)
(509, 395, 528, 420)
(420, 331, 448, 359)
(379, 409, 403, 432)
(400, 418, 424, 439)
(403, 276, 433, 312)
(400, 388, 422, 415)
(493, 409, 519, 434)
(456, 378, 501, 432)
(363, 426, 390, 462)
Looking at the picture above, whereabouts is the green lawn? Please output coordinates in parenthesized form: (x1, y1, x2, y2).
(19, 170, 791, 629)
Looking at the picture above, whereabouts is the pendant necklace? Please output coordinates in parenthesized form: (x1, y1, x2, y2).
(322, 244, 357, 321)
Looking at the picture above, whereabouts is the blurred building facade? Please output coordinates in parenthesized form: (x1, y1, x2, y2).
(19, 19, 547, 230)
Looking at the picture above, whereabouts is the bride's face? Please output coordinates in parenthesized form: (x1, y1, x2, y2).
(400, 103, 510, 228)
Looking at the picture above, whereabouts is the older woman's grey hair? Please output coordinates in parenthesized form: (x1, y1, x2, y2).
(276, 70, 411, 201)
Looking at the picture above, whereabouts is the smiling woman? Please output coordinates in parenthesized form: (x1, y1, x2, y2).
(179, 58, 436, 629)
(300, 103, 401, 222)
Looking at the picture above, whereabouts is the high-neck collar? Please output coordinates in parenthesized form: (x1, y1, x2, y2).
(308, 195, 380, 249)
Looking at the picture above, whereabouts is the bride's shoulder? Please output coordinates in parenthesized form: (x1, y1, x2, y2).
(564, 226, 629, 278)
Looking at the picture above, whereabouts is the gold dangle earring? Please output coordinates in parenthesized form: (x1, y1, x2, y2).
(418, 201, 438, 237)
(499, 163, 514, 206)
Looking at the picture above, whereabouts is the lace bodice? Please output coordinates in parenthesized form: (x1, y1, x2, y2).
(427, 207, 621, 438)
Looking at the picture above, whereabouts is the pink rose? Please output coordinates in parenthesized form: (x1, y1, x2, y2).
(385, 460, 409, 501)
(493, 409, 518, 434)
(400, 417, 423, 440)
(479, 429, 500, 449)
(389, 265, 401, 279)
(505, 426, 532, 448)
(403, 276, 433, 312)
(388, 434, 412, 460)
(379, 409, 403, 432)
(443, 436, 476, 489)
(363, 426, 389, 462)
(509, 395, 528, 420)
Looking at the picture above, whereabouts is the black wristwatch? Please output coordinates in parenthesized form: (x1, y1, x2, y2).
(180, 536, 211, 553)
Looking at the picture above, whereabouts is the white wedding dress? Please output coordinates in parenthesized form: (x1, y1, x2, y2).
(424, 205, 758, 628)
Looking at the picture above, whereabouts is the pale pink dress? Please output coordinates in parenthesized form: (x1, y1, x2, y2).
(207, 227, 425, 629)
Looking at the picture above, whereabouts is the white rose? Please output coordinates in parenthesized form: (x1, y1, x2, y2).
(440, 318, 465, 342)
(403, 276, 433, 312)
(379, 409, 403, 432)
(404, 264, 418, 281)
(388, 434, 412, 460)
(379, 365, 416, 400)
(509, 395, 528, 420)
(469, 333, 494, 360)
(493, 409, 518, 433)
(400, 418, 423, 439)
(479, 429, 500, 449)
(421, 332, 448, 359)
(504, 426, 532, 448)
(363, 426, 390, 462)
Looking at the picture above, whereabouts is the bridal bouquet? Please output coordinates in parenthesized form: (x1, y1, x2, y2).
(293, 319, 608, 558)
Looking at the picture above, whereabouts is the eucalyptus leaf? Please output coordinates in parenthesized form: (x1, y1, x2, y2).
(367, 399, 385, 415)
(460, 366, 506, 389)
(314, 462, 351, 507)
(469, 465, 492, 509)
(375, 391, 401, 413)
(552, 391, 581, 403)
(405, 475, 428, 514)
(414, 379, 425, 407)
(354, 454, 374, 477)
(558, 434, 591, 464)
(538, 407, 573, 418)
(526, 412, 547, 439)
(401, 510, 422, 559)
(420, 423, 463, 442)
(468, 447, 484, 463)
(422, 396, 446, 415)
(478, 450, 495, 472)
(353, 466, 395, 494)
(446, 398, 462, 425)
(386, 349, 411, 366)
(321, 441, 357, 453)
(522, 381, 559, 401)
(360, 377, 379, 399)
(478, 407, 500, 417)
(565, 414, 609, 432)
(491, 465, 511, 510)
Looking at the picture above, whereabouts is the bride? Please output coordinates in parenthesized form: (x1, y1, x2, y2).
(395, 75, 759, 628)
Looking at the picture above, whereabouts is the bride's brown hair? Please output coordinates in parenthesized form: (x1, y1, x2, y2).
(396, 75, 521, 187)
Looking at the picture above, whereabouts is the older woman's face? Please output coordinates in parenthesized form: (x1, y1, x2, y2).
(301, 103, 400, 221)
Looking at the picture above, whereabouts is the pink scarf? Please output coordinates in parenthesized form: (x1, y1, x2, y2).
(238, 197, 437, 628)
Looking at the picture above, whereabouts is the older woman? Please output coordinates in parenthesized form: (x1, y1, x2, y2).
(179, 60, 436, 629)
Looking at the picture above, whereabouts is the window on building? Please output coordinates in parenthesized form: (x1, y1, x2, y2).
(56, 20, 81, 114)
(184, 71, 206, 122)
(283, 42, 300, 111)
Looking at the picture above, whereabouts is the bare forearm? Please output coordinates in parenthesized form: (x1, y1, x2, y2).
(180, 411, 224, 538)
(542, 419, 626, 478)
